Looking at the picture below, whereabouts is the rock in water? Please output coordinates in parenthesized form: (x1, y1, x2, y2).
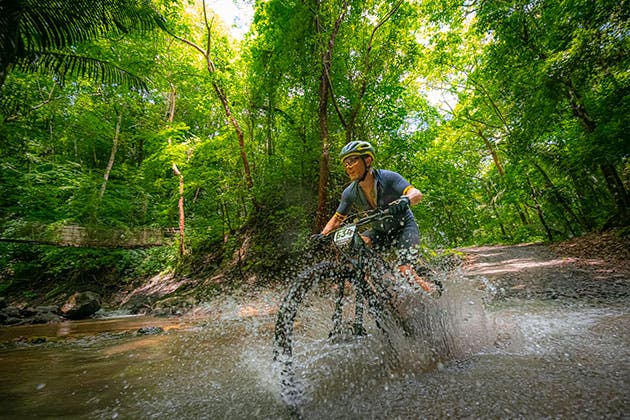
(60, 291, 101, 320)
(137, 326, 164, 335)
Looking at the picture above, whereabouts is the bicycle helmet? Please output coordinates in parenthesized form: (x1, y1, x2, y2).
(339, 141, 375, 163)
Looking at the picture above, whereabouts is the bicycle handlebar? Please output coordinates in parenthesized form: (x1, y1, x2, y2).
(350, 207, 392, 228)
(327, 202, 401, 238)
(340, 196, 409, 228)
(310, 198, 406, 247)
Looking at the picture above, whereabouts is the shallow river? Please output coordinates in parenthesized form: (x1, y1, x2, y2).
(0, 276, 628, 419)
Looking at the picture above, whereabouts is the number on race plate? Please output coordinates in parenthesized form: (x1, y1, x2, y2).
(333, 225, 356, 247)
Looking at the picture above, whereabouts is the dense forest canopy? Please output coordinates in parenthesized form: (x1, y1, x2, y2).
(0, 0, 627, 285)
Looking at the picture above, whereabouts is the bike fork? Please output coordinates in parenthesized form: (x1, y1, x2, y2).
(353, 293, 366, 336)
(330, 275, 367, 338)
(330, 277, 346, 339)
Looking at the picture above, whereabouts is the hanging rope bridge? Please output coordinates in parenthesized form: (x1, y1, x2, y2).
(0, 224, 178, 249)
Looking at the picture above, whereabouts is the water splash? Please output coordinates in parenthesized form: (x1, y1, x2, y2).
(269, 264, 519, 417)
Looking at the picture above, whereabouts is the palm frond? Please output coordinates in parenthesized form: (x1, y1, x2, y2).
(17, 0, 165, 52)
(16, 51, 149, 91)
(0, 0, 165, 89)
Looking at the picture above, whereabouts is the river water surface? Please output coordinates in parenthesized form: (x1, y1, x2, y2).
(0, 275, 628, 419)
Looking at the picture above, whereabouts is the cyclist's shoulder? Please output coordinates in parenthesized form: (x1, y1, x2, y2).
(341, 181, 360, 196)
(375, 169, 407, 183)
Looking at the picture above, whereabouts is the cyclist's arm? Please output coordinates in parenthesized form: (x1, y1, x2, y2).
(321, 212, 344, 235)
(386, 170, 423, 206)
(404, 186, 423, 206)
(322, 185, 354, 235)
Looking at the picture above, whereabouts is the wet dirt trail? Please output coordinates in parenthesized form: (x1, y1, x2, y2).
(445, 242, 630, 418)
(461, 241, 629, 303)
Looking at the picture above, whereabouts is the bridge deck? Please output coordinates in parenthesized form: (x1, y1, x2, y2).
(0, 224, 176, 248)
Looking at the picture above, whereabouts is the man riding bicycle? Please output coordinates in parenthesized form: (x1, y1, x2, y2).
(319, 140, 437, 295)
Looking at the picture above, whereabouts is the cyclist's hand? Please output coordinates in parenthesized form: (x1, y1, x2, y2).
(389, 195, 411, 216)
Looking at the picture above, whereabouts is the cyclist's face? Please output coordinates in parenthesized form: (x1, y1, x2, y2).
(343, 155, 364, 180)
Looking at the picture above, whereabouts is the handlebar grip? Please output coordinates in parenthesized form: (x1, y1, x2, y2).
(310, 233, 330, 244)
(388, 195, 411, 216)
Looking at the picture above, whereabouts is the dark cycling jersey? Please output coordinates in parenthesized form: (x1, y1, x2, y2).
(333, 169, 420, 253)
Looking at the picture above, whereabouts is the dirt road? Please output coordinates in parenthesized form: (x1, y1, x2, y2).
(459, 236, 629, 303)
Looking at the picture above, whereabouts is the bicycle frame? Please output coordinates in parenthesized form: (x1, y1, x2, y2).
(325, 208, 399, 337)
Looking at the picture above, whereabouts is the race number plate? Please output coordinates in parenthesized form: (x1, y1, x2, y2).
(333, 224, 355, 247)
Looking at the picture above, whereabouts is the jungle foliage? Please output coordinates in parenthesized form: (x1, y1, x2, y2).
(0, 0, 628, 287)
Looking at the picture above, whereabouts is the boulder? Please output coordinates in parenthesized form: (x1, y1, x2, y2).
(31, 306, 61, 324)
(0, 305, 61, 325)
(0, 307, 23, 325)
(60, 291, 101, 320)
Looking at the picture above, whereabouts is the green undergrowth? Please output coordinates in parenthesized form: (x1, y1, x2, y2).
(0, 242, 179, 305)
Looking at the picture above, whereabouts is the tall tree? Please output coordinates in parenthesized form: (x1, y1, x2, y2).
(475, 0, 630, 226)
(166, 0, 256, 207)
(313, 0, 349, 230)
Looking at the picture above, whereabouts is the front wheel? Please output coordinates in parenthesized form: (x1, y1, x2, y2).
(274, 259, 413, 360)
(273, 260, 354, 361)
(273, 260, 355, 409)
(273, 258, 413, 409)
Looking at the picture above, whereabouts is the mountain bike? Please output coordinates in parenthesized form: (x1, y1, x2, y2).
(273, 202, 430, 407)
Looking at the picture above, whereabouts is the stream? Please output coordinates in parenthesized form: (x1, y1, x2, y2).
(0, 273, 628, 419)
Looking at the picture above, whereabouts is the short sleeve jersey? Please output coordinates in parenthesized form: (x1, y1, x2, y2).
(335, 169, 414, 231)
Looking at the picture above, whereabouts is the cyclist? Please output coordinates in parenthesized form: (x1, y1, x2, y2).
(319, 140, 437, 295)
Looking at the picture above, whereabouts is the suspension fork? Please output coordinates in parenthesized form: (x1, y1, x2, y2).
(353, 292, 367, 336)
(329, 253, 369, 338)
(330, 275, 345, 339)
(352, 251, 369, 336)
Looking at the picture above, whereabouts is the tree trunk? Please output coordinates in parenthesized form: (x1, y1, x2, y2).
(517, 203, 530, 226)
(220, 198, 232, 242)
(484, 182, 507, 238)
(266, 95, 274, 157)
(166, 83, 186, 256)
(99, 112, 122, 200)
(314, 3, 348, 231)
(477, 130, 505, 176)
(567, 167, 599, 229)
(172, 163, 185, 255)
(314, 55, 332, 230)
(564, 80, 628, 225)
(213, 80, 256, 199)
(600, 160, 630, 226)
(526, 175, 553, 241)
(168, 1, 257, 208)
(532, 161, 583, 235)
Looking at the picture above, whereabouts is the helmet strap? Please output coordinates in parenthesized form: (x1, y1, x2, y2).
(359, 156, 371, 182)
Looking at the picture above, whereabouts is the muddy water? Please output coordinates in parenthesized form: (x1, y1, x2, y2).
(0, 278, 628, 419)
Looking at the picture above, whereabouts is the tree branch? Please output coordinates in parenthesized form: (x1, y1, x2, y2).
(348, 0, 404, 136)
